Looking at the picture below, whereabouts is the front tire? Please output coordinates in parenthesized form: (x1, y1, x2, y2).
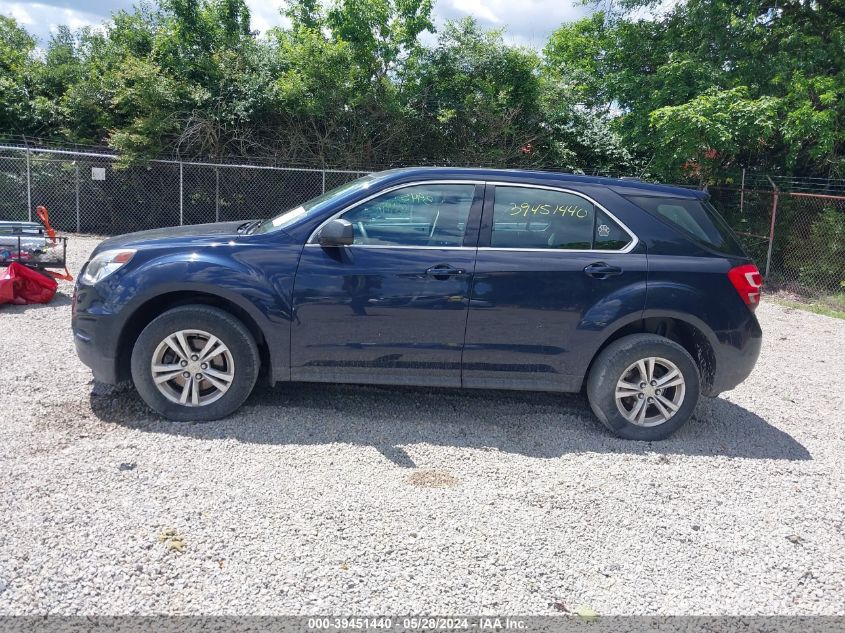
(131, 305, 259, 421)
(587, 334, 700, 440)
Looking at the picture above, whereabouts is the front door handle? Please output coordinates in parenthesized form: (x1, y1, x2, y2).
(584, 262, 623, 279)
(426, 264, 466, 279)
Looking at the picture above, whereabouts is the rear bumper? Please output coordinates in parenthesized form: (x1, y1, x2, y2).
(706, 314, 762, 396)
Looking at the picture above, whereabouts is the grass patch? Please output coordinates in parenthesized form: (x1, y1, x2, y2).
(771, 297, 845, 320)
(826, 293, 845, 312)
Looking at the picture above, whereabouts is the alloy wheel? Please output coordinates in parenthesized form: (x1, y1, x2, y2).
(150, 329, 235, 407)
(614, 356, 686, 427)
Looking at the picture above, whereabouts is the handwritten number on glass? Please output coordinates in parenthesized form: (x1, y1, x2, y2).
(508, 202, 589, 219)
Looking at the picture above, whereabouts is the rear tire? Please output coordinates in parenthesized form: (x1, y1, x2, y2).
(586, 334, 700, 440)
(131, 305, 259, 421)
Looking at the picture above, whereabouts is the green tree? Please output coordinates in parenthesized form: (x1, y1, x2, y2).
(541, 11, 634, 173)
(406, 18, 546, 166)
(95, 0, 278, 159)
(272, 0, 437, 165)
(6, 0, 843, 180)
(649, 87, 779, 183)
(542, 12, 610, 112)
(546, 0, 845, 180)
(0, 16, 41, 134)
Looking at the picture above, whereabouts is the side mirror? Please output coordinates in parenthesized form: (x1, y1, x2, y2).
(318, 218, 354, 247)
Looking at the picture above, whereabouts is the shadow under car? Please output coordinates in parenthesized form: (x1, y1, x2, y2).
(89, 381, 811, 466)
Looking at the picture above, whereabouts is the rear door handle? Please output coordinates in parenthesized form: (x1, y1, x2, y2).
(426, 264, 466, 279)
(584, 262, 623, 279)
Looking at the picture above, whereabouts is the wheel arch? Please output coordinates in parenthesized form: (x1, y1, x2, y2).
(115, 291, 273, 385)
(584, 314, 717, 394)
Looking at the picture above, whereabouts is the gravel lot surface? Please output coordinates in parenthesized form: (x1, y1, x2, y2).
(0, 235, 843, 616)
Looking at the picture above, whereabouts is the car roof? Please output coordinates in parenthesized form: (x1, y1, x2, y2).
(373, 167, 707, 199)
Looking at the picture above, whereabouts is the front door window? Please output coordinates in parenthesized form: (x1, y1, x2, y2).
(341, 184, 476, 247)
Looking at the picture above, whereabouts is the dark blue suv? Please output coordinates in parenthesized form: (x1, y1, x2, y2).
(72, 168, 762, 440)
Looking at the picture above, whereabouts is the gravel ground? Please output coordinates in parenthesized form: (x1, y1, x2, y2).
(0, 235, 843, 616)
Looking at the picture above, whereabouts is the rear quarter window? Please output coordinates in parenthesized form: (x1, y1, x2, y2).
(627, 195, 746, 256)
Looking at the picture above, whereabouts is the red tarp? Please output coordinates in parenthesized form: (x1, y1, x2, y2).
(0, 262, 58, 305)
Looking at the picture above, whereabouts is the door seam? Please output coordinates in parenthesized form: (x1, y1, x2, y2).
(459, 183, 487, 388)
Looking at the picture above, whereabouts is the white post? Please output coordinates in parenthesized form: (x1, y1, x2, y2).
(25, 147, 32, 222)
(179, 161, 184, 226)
(322, 169, 326, 194)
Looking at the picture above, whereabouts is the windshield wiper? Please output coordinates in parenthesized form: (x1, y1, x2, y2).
(237, 219, 263, 234)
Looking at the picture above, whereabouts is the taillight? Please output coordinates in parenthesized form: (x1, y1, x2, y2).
(728, 264, 763, 310)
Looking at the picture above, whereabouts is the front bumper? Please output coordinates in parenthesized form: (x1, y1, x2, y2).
(72, 283, 122, 384)
(74, 328, 119, 384)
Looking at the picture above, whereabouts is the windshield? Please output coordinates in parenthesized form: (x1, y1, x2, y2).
(251, 174, 377, 235)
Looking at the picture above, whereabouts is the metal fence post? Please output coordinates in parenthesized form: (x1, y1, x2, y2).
(739, 167, 745, 216)
(215, 166, 220, 222)
(75, 162, 81, 233)
(179, 161, 184, 226)
(765, 176, 779, 278)
(25, 147, 32, 222)
(321, 169, 326, 194)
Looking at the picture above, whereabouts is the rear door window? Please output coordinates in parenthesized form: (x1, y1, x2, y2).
(491, 186, 632, 251)
(627, 195, 745, 256)
(595, 208, 632, 251)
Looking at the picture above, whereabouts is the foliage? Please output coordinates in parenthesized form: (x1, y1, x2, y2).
(0, 16, 40, 133)
(542, 12, 609, 112)
(0, 0, 842, 179)
(404, 18, 546, 166)
(547, 0, 845, 181)
(0, 0, 632, 169)
(648, 87, 779, 184)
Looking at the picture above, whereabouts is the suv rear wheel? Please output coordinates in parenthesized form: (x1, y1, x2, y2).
(130, 305, 259, 421)
(587, 334, 700, 440)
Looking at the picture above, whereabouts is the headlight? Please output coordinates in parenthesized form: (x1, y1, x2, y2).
(81, 249, 136, 284)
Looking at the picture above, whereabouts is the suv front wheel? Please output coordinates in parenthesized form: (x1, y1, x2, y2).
(587, 334, 700, 440)
(131, 304, 260, 421)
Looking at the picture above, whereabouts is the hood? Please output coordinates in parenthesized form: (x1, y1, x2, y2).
(94, 220, 252, 253)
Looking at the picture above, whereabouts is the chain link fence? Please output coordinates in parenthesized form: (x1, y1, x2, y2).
(1, 143, 843, 302)
(709, 186, 845, 299)
(0, 145, 367, 235)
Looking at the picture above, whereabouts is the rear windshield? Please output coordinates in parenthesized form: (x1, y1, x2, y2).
(627, 195, 746, 256)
